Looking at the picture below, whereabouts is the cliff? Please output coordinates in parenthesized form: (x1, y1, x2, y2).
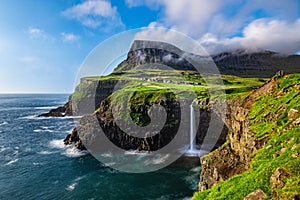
(115, 40, 300, 78)
(194, 74, 300, 199)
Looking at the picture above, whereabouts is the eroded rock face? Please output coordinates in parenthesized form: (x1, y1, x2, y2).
(64, 128, 86, 150)
(38, 101, 72, 117)
(198, 78, 277, 191)
(69, 99, 228, 152)
(244, 189, 266, 200)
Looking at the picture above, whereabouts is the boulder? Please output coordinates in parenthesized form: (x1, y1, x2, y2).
(293, 118, 300, 126)
(288, 109, 299, 120)
(270, 167, 289, 195)
(244, 189, 266, 200)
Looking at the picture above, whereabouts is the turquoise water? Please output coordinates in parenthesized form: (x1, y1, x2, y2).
(0, 94, 200, 200)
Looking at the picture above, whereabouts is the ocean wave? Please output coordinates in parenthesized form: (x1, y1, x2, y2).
(0, 146, 9, 153)
(0, 122, 8, 126)
(49, 139, 65, 149)
(101, 152, 113, 158)
(66, 176, 85, 191)
(33, 162, 46, 166)
(21, 115, 82, 120)
(62, 147, 89, 158)
(66, 183, 77, 191)
(34, 106, 59, 110)
(37, 150, 54, 155)
(124, 150, 150, 156)
(5, 158, 19, 166)
(34, 129, 57, 133)
(190, 166, 201, 173)
(49, 139, 89, 158)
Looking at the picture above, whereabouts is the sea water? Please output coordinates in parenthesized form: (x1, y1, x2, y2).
(0, 94, 200, 200)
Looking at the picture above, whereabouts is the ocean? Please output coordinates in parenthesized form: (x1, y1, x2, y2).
(0, 94, 200, 200)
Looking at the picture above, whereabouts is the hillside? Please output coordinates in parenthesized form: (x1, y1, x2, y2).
(194, 74, 300, 200)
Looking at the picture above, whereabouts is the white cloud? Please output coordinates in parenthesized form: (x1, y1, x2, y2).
(125, 0, 160, 8)
(62, 0, 123, 29)
(128, 0, 300, 54)
(61, 32, 80, 42)
(27, 27, 51, 40)
(200, 18, 300, 55)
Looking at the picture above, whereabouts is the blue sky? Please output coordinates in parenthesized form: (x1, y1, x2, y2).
(0, 0, 299, 93)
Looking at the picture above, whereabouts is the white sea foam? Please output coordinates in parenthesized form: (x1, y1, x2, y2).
(66, 183, 77, 191)
(190, 166, 201, 172)
(152, 154, 170, 165)
(0, 122, 8, 126)
(101, 152, 113, 158)
(0, 146, 9, 153)
(12, 150, 19, 156)
(49, 139, 65, 149)
(34, 106, 58, 110)
(66, 176, 85, 191)
(182, 197, 192, 200)
(5, 158, 19, 166)
(49, 139, 89, 158)
(105, 162, 116, 167)
(33, 162, 45, 166)
(21, 115, 82, 120)
(34, 129, 56, 133)
(124, 150, 150, 156)
(37, 150, 54, 155)
(62, 147, 89, 158)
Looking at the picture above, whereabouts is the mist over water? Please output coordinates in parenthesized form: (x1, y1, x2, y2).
(0, 94, 200, 200)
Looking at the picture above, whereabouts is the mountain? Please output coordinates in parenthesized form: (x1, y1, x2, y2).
(115, 40, 300, 78)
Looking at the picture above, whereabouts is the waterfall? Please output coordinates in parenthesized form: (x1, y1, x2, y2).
(190, 102, 195, 150)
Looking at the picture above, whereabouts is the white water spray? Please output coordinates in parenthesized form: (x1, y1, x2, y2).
(190, 102, 195, 151)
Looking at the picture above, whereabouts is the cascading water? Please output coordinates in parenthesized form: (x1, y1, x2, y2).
(190, 102, 195, 151)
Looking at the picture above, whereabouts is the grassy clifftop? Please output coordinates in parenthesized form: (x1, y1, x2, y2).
(72, 69, 266, 103)
(194, 74, 300, 200)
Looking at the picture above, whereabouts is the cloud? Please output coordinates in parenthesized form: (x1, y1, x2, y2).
(125, 0, 160, 8)
(62, 0, 123, 29)
(61, 32, 80, 42)
(127, 0, 300, 54)
(200, 18, 300, 55)
(27, 27, 52, 40)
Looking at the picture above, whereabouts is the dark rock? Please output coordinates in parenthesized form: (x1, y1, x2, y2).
(64, 128, 86, 150)
(38, 100, 72, 117)
(294, 194, 300, 200)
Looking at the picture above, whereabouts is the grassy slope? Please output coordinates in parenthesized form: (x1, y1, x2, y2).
(194, 74, 300, 200)
(75, 69, 265, 102)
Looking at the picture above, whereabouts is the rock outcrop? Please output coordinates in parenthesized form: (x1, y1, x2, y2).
(244, 189, 267, 200)
(198, 77, 277, 191)
(65, 98, 228, 152)
(38, 100, 72, 117)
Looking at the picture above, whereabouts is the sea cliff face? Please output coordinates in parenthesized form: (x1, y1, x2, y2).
(195, 75, 300, 200)
(198, 79, 277, 191)
(64, 95, 228, 152)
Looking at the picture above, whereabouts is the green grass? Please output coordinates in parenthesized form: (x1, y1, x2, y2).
(193, 74, 300, 200)
(74, 69, 265, 102)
